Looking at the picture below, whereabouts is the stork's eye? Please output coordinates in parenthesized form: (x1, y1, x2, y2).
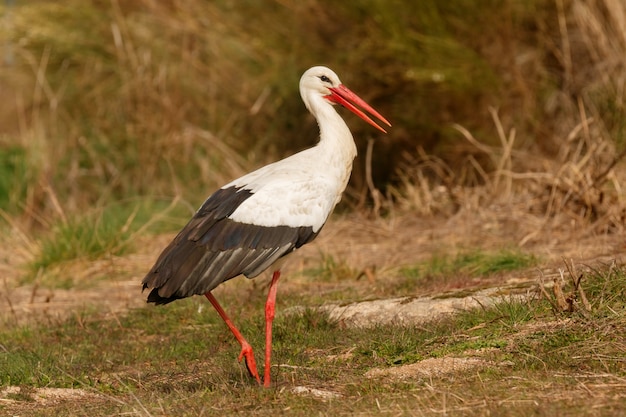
(319, 75, 331, 83)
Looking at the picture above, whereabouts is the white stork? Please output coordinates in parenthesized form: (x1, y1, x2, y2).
(142, 66, 391, 387)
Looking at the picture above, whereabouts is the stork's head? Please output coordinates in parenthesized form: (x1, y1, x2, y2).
(299, 66, 342, 97)
(299, 66, 391, 133)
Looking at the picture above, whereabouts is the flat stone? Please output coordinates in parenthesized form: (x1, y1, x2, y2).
(299, 284, 533, 328)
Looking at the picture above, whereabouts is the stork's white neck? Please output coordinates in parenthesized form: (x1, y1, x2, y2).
(308, 94, 358, 165)
(303, 94, 358, 205)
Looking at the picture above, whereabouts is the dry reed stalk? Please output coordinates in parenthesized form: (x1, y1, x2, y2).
(400, 82, 625, 242)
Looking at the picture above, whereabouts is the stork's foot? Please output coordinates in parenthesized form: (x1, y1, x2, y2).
(238, 341, 261, 384)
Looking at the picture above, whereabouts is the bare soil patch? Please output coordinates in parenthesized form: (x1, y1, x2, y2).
(0, 386, 100, 406)
(365, 357, 494, 380)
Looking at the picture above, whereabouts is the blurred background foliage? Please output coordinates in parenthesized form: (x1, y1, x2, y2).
(0, 0, 624, 226)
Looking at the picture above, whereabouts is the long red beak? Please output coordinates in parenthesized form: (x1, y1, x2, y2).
(326, 85, 392, 133)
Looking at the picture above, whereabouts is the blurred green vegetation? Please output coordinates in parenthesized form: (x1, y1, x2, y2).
(0, 0, 624, 227)
(401, 249, 538, 280)
(29, 198, 189, 279)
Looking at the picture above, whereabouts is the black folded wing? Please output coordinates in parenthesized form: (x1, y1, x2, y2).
(142, 186, 318, 304)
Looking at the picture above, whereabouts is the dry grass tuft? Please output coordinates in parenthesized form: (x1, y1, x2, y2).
(538, 258, 592, 315)
(392, 103, 625, 252)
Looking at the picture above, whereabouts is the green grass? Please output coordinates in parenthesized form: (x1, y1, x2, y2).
(1, 261, 625, 416)
(301, 252, 358, 283)
(0, 143, 33, 213)
(401, 249, 538, 280)
(27, 197, 190, 285)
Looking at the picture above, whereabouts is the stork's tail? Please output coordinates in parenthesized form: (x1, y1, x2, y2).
(144, 286, 184, 305)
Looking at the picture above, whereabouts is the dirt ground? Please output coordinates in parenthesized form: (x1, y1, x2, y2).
(1, 201, 623, 326)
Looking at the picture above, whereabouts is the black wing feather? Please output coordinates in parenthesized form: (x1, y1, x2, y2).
(142, 186, 319, 305)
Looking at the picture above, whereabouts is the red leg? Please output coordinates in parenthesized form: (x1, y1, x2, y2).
(263, 270, 281, 388)
(205, 292, 261, 384)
